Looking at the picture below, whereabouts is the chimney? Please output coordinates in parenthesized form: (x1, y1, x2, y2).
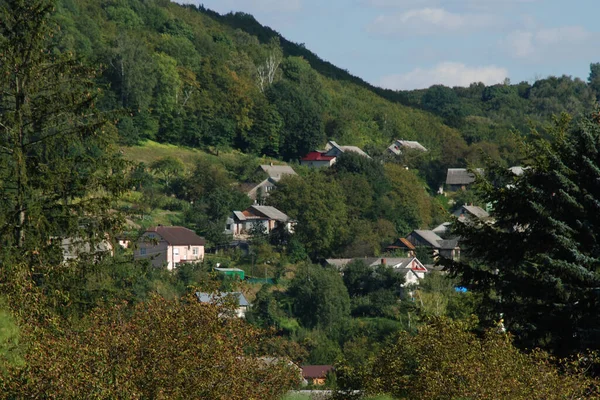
(381, 258, 387, 266)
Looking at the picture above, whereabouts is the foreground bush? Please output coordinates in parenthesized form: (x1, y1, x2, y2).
(2, 295, 299, 399)
(336, 318, 600, 400)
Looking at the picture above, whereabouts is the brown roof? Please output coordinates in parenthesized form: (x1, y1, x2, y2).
(146, 226, 205, 246)
(301, 365, 334, 379)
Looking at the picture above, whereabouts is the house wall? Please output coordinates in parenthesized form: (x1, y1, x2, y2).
(300, 159, 335, 168)
(135, 232, 168, 268)
(135, 233, 204, 270)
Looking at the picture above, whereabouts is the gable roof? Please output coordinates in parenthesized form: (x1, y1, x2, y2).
(388, 139, 428, 155)
(146, 226, 205, 246)
(445, 168, 483, 186)
(413, 230, 445, 248)
(456, 205, 489, 220)
(260, 164, 297, 178)
(325, 140, 371, 158)
(326, 257, 427, 273)
(195, 292, 250, 307)
(301, 365, 334, 379)
(233, 205, 290, 222)
(301, 151, 336, 162)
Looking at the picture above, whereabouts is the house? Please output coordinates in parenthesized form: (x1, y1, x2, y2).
(323, 140, 370, 158)
(224, 205, 292, 238)
(301, 365, 334, 386)
(326, 257, 429, 287)
(387, 139, 428, 156)
(195, 292, 250, 318)
(259, 164, 297, 179)
(452, 204, 490, 223)
(300, 151, 337, 168)
(300, 140, 370, 168)
(134, 226, 205, 270)
(60, 236, 113, 263)
(388, 229, 460, 261)
(245, 164, 298, 203)
(445, 168, 483, 191)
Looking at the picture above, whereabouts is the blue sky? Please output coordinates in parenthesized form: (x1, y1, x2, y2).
(175, 0, 600, 90)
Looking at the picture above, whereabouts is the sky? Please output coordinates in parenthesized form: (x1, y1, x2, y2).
(175, 0, 600, 90)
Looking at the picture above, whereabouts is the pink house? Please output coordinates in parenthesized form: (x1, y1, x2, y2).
(135, 226, 205, 270)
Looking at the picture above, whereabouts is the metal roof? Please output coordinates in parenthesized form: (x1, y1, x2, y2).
(250, 205, 290, 222)
(195, 292, 250, 307)
(260, 164, 297, 178)
(388, 140, 428, 155)
(413, 230, 445, 248)
(445, 168, 483, 185)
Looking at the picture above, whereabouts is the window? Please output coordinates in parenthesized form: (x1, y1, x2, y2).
(174, 248, 179, 256)
(193, 247, 198, 256)
(226, 224, 231, 230)
(140, 248, 146, 255)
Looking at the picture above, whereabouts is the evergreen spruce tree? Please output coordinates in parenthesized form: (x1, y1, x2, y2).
(0, 0, 127, 263)
(448, 113, 600, 355)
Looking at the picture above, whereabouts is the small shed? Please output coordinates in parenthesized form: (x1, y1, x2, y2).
(215, 267, 245, 280)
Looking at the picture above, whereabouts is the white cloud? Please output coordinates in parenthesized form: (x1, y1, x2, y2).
(368, 8, 495, 36)
(175, 0, 302, 13)
(378, 62, 508, 90)
(503, 26, 593, 60)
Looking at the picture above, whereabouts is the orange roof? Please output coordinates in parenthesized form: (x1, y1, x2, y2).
(399, 238, 416, 250)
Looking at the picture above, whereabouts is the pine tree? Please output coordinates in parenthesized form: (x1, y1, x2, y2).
(448, 113, 600, 356)
(0, 0, 127, 262)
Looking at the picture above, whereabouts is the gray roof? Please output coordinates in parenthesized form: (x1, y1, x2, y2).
(325, 140, 371, 158)
(432, 222, 451, 235)
(445, 168, 483, 186)
(327, 257, 423, 271)
(462, 205, 489, 219)
(413, 230, 445, 248)
(438, 239, 459, 250)
(260, 164, 297, 179)
(250, 205, 290, 222)
(195, 292, 250, 307)
(388, 140, 428, 155)
(509, 166, 527, 176)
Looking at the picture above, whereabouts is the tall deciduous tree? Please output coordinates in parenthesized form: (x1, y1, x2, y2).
(448, 113, 600, 356)
(0, 0, 126, 260)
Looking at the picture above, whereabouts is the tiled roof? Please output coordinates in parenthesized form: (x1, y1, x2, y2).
(146, 226, 205, 246)
(301, 151, 336, 161)
(301, 365, 334, 379)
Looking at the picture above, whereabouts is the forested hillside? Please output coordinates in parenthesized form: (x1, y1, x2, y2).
(53, 0, 470, 176)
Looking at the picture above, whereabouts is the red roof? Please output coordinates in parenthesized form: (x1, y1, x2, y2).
(301, 151, 336, 161)
(301, 365, 334, 379)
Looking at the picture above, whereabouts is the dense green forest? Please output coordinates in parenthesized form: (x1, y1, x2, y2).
(3, 0, 600, 398)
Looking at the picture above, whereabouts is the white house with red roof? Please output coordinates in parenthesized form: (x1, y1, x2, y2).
(135, 226, 205, 269)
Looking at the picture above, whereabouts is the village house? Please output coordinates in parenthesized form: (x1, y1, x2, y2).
(224, 205, 292, 238)
(445, 168, 483, 191)
(453, 204, 490, 223)
(300, 140, 370, 168)
(134, 226, 205, 270)
(244, 164, 297, 203)
(326, 257, 429, 287)
(387, 139, 428, 156)
(301, 365, 334, 386)
(195, 292, 250, 318)
(387, 229, 460, 261)
(59, 236, 113, 263)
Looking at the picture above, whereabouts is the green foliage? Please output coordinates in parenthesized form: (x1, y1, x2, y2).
(355, 318, 599, 400)
(287, 264, 350, 332)
(448, 113, 600, 356)
(2, 295, 300, 398)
